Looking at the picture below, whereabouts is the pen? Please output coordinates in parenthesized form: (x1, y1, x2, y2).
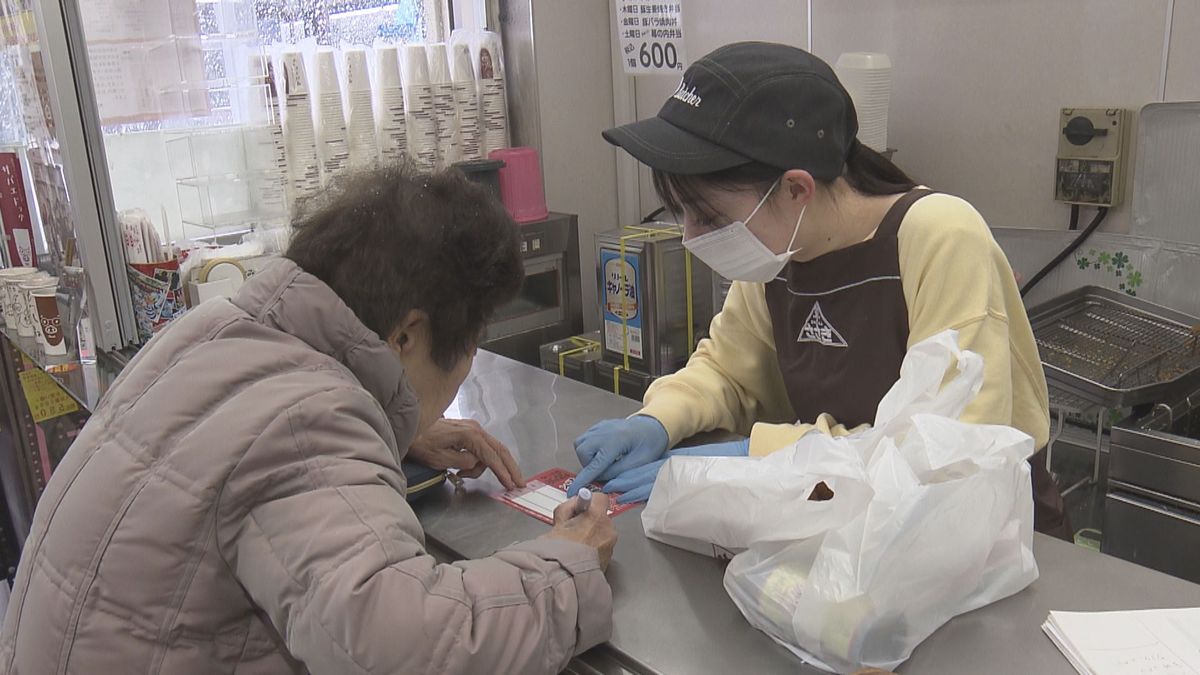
(574, 487, 592, 516)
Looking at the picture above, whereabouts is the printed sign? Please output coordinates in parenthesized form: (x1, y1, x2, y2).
(0, 153, 37, 268)
(601, 249, 643, 359)
(616, 2, 687, 75)
(18, 366, 79, 424)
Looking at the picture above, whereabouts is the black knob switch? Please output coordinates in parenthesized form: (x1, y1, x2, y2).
(1064, 116, 1109, 146)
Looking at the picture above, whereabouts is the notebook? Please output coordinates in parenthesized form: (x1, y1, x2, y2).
(1042, 608, 1200, 675)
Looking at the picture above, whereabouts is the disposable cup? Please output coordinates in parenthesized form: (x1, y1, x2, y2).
(33, 288, 66, 355)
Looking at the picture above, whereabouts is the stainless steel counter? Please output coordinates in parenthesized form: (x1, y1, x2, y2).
(414, 351, 1200, 674)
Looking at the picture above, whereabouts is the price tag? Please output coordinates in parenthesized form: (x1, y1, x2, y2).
(617, 2, 686, 75)
(18, 366, 79, 424)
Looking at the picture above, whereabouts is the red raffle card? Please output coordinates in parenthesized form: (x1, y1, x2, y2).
(0, 153, 36, 268)
(493, 468, 638, 524)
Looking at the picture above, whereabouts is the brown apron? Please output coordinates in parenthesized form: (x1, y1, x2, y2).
(764, 189, 1070, 538)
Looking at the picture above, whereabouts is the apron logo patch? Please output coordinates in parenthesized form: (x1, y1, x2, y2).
(797, 301, 848, 348)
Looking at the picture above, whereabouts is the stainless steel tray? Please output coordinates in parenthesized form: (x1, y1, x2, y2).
(1029, 286, 1200, 408)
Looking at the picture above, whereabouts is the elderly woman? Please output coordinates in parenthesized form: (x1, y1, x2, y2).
(0, 166, 616, 674)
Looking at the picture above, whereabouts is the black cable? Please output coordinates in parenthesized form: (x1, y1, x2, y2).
(641, 207, 667, 224)
(1067, 204, 1080, 231)
(1020, 206, 1109, 298)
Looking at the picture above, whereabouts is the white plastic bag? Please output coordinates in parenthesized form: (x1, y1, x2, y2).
(641, 330, 1039, 673)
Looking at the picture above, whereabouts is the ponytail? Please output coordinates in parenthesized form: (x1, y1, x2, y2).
(839, 140, 916, 196)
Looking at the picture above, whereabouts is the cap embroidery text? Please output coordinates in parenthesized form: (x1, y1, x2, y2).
(671, 81, 702, 108)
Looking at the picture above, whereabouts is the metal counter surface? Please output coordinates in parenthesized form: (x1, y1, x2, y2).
(413, 351, 1200, 675)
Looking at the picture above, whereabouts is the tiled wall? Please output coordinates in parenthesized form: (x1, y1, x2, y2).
(993, 227, 1200, 318)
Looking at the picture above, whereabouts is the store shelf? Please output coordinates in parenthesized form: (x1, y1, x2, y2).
(0, 325, 128, 415)
(181, 211, 287, 231)
(177, 171, 287, 231)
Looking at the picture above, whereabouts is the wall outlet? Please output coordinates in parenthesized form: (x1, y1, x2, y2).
(1055, 108, 1129, 207)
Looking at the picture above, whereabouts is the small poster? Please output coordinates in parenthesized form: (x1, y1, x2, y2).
(601, 249, 642, 360)
(0, 152, 36, 268)
(616, 2, 687, 75)
(18, 366, 79, 424)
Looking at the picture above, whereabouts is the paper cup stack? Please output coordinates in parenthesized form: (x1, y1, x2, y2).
(834, 52, 891, 153)
(22, 276, 59, 352)
(246, 54, 289, 218)
(315, 49, 351, 184)
(0, 267, 38, 331)
(426, 44, 462, 167)
(343, 48, 380, 171)
(33, 285, 66, 356)
(477, 32, 509, 154)
(374, 45, 409, 166)
(451, 42, 482, 161)
(280, 52, 322, 203)
(14, 272, 47, 337)
(402, 44, 439, 171)
(16, 273, 53, 341)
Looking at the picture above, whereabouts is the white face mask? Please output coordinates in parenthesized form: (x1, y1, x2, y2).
(681, 180, 806, 283)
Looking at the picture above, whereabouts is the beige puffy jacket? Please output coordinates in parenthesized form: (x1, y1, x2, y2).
(0, 259, 612, 674)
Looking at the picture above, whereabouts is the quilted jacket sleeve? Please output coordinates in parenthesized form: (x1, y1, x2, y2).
(216, 387, 612, 675)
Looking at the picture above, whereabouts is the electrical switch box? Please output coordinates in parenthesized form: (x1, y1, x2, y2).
(1055, 108, 1129, 207)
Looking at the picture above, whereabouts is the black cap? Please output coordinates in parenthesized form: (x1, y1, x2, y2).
(603, 42, 858, 180)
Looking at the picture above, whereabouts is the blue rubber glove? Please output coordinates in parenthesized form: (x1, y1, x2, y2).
(569, 416, 670, 496)
(601, 438, 751, 504)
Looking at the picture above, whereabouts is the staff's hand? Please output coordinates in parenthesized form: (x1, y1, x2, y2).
(544, 493, 617, 571)
(602, 438, 750, 504)
(407, 418, 525, 490)
(569, 416, 670, 496)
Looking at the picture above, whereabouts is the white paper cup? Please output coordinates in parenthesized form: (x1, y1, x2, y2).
(33, 288, 66, 355)
(451, 43, 475, 83)
(16, 277, 51, 338)
(25, 278, 55, 345)
(835, 52, 892, 71)
(315, 49, 340, 99)
(281, 51, 310, 97)
(343, 48, 372, 93)
(402, 44, 430, 86)
(376, 45, 403, 88)
(427, 43, 451, 84)
(0, 267, 38, 330)
(477, 32, 503, 80)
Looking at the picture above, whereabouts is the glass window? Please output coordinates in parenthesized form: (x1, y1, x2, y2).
(0, 0, 79, 268)
(72, 0, 446, 243)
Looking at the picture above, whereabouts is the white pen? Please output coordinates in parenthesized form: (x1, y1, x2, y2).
(574, 487, 592, 516)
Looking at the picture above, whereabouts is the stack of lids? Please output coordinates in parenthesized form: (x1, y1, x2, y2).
(835, 52, 892, 153)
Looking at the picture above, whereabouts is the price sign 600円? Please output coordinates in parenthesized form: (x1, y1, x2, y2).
(617, 2, 687, 75)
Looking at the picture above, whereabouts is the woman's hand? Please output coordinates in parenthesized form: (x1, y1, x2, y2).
(544, 493, 618, 571)
(407, 418, 525, 490)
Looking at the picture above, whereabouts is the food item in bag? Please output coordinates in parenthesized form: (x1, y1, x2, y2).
(818, 598, 906, 669)
(756, 563, 808, 628)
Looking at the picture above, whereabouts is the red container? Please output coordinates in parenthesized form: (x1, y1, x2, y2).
(489, 146, 549, 223)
